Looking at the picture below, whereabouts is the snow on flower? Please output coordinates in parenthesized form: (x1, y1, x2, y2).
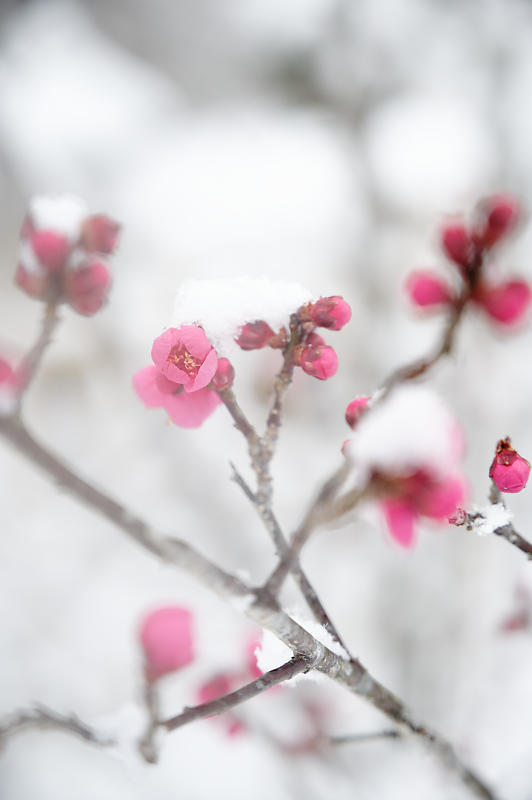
(344, 386, 466, 547)
(172, 276, 312, 357)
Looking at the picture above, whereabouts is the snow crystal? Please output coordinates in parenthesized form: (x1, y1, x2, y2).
(172, 276, 313, 357)
(344, 386, 462, 482)
(29, 195, 88, 240)
(470, 503, 513, 537)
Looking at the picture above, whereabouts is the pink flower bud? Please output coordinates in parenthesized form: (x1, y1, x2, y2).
(81, 214, 121, 254)
(294, 338, 338, 380)
(29, 230, 72, 273)
(489, 438, 530, 493)
(441, 222, 471, 267)
(63, 260, 111, 316)
(308, 296, 352, 331)
(405, 271, 453, 308)
(210, 357, 235, 391)
(151, 325, 218, 392)
(15, 264, 53, 300)
(475, 280, 531, 325)
(345, 395, 369, 428)
(139, 606, 194, 682)
(235, 321, 275, 350)
(478, 195, 520, 247)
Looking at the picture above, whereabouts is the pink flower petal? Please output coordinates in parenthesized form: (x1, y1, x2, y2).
(186, 347, 218, 392)
(164, 387, 221, 428)
(382, 499, 418, 548)
(151, 326, 218, 390)
(179, 325, 213, 360)
(133, 366, 177, 407)
(418, 476, 466, 519)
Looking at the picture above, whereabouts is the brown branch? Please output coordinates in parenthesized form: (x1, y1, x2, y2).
(0, 416, 497, 799)
(0, 706, 114, 752)
(162, 656, 309, 733)
(327, 729, 401, 746)
(15, 301, 61, 413)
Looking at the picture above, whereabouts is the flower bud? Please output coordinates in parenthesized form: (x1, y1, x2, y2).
(308, 296, 352, 331)
(478, 195, 520, 247)
(489, 438, 530, 493)
(139, 606, 194, 683)
(15, 264, 53, 300)
(29, 230, 72, 273)
(235, 321, 275, 350)
(81, 214, 121, 254)
(211, 357, 235, 391)
(345, 396, 369, 428)
(294, 337, 338, 380)
(441, 222, 471, 268)
(63, 259, 111, 316)
(405, 271, 453, 308)
(474, 280, 531, 325)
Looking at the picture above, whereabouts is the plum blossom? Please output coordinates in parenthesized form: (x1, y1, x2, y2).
(139, 606, 194, 683)
(306, 296, 351, 330)
(489, 437, 530, 493)
(151, 326, 218, 392)
(345, 396, 369, 429)
(405, 271, 453, 308)
(133, 366, 222, 428)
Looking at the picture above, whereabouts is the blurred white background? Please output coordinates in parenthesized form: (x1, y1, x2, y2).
(2, 1, 532, 798)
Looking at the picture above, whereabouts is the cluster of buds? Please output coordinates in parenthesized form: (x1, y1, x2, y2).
(133, 324, 234, 428)
(16, 195, 120, 316)
(489, 437, 530, 493)
(406, 195, 531, 326)
(235, 295, 351, 381)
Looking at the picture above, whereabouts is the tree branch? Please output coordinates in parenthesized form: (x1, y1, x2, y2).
(15, 301, 61, 413)
(0, 706, 114, 752)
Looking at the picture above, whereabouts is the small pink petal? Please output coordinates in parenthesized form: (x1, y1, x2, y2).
(382, 499, 418, 548)
(133, 366, 173, 407)
(164, 387, 221, 428)
(179, 325, 214, 361)
(187, 347, 218, 392)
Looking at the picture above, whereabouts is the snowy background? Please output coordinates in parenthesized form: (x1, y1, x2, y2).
(2, 0, 532, 798)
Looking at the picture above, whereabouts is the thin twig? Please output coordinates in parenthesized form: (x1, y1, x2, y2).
(162, 656, 309, 733)
(15, 301, 61, 413)
(138, 680, 160, 764)
(455, 485, 532, 560)
(0, 706, 114, 752)
(327, 729, 401, 746)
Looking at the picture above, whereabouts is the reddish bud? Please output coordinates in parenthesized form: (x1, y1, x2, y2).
(15, 264, 53, 300)
(139, 606, 194, 682)
(294, 339, 338, 380)
(475, 280, 531, 325)
(489, 438, 530, 493)
(81, 214, 121, 254)
(441, 222, 471, 268)
(478, 195, 520, 247)
(63, 260, 111, 316)
(235, 321, 275, 350)
(345, 396, 369, 428)
(405, 271, 453, 308)
(211, 357, 235, 391)
(29, 230, 72, 273)
(308, 296, 352, 331)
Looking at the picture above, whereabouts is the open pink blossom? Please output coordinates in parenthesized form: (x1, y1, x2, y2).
(490, 438, 530, 493)
(307, 296, 352, 330)
(151, 326, 218, 391)
(406, 271, 453, 308)
(473, 280, 531, 325)
(139, 606, 194, 683)
(133, 365, 221, 428)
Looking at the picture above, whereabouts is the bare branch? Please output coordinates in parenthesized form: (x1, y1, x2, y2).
(15, 301, 61, 413)
(0, 706, 114, 752)
(327, 729, 401, 746)
(162, 656, 309, 733)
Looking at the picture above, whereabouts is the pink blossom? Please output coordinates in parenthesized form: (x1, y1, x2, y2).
(345, 396, 369, 429)
(308, 296, 352, 331)
(29, 230, 72, 273)
(235, 320, 275, 350)
(294, 334, 338, 380)
(441, 221, 471, 268)
(139, 606, 194, 683)
(133, 366, 221, 428)
(405, 271, 453, 308)
(474, 280, 531, 325)
(80, 215, 121, 254)
(489, 438, 530, 493)
(63, 260, 111, 316)
(151, 326, 218, 391)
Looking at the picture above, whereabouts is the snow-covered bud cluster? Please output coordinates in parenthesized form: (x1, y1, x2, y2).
(139, 606, 194, 683)
(133, 325, 225, 428)
(16, 196, 120, 316)
(406, 195, 531, 327)
(344, 387, 466, 548)
(489, 437, 530, 494)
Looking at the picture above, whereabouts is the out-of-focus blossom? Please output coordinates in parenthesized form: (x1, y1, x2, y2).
(406, 270, 453, 308)
(139, 606, 194, 683)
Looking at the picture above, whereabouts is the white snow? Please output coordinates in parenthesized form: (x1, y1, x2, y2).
(470, 503, 513, 537)
(29, 195, 88, 240)
(172, 276, 313, 357)
(344, 386, 462, 483)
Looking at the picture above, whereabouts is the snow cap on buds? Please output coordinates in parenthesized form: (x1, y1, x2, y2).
(294, 333, 338, 380)
(235, 321, 275, 351)
(210, 357, 235, 391)
(307, 296, 352, 331)
(441, 221, 471, 268)
(406, 271, 453, 308)
(139, 606, 194, 683)
(345, 396, 369, 429)
(474, 280, 531, 325)
(478, 195, 520, 248)
(63, 259, 111, 316)
(151, 325, 218, 392)
(490, 438, 530, 494)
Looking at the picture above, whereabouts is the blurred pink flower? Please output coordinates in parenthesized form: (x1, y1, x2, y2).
(139, 606, 194, 683)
